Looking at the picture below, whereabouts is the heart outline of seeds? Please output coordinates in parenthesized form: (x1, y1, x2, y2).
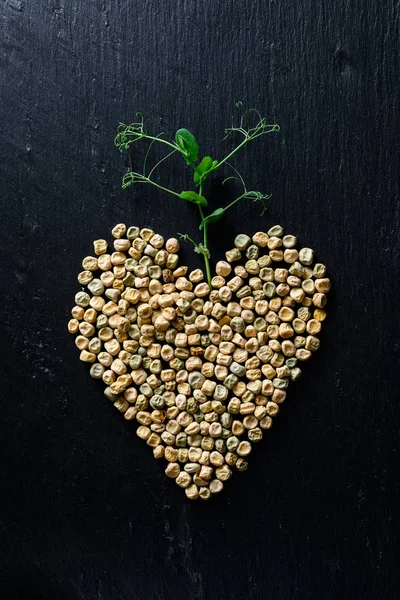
(68, 223, 331, 500)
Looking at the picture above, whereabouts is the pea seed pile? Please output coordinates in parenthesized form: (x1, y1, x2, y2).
(68, 223, 330, 500)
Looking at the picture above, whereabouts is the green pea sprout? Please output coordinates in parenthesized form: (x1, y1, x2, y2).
(115, 103, 280, 286)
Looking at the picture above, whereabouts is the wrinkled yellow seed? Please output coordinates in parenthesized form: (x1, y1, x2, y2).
(80, 350, 96, 363)
(165, 463, 181, 478)
(111, 223, 127, 239)
(237, 441, 252, 456)
(94, 239, 108, 255)
(313, 292, 327, 308)
(315, 278, 331, 293)
(215, 261, 232, 277)
(68, 319, 79, 334)
(189, 269, 204, 283)
(185, 484, 200, 499)
(252, 231, 269, 247)
(306, 319, 322, 335)
(314, 308, 327, 321)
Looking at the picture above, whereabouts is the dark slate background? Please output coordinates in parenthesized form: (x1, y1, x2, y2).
(1, 1, 399, 598)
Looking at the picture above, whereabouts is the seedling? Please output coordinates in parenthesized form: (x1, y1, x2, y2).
(114, 103, 280, 286)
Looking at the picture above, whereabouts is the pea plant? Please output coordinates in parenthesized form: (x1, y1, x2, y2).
(114, 104, 280, 286)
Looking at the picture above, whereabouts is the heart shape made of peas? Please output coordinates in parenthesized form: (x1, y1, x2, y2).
(68, 223, 330, 500)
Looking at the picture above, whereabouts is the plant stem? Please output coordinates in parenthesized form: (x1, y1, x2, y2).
(222, 192, 246, 212)
(211, 138, 249, 172)
(209, 126, 278, 176)
(197, 205, 211, 286)
(198, 183, 212, 286)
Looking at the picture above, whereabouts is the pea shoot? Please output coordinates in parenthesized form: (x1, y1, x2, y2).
(115, 103, 280, 286)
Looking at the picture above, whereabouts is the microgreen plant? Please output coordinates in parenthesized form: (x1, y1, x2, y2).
(115, 103, 280, 285)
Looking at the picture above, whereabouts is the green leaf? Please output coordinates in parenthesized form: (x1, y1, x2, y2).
(179, 191, 208, 207)
(175, 128, 199, 164)
(194, 156, 213, 185)
(199, 207, 225, 230)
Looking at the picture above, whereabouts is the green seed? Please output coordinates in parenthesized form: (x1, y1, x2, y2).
(313, 263, 327, 277)
(128, 324, 140, 340)
(245, 260, 260, 274)
(211, 275, 225, 288)
(127, 226, 140, 240)
(140, 256, 153, 268)
(187, 398, 199, 414)
(140, 383, 153, 397)
(176, 432, 187, 447)
(290, 367, 302, 380)
(234, 233, 252, 251)
(96, 315, 108, 329)
(87, 279, 104, 296)
(246, 245, 259, 259)
(223, 374, 238, 390)
(253, 317, 267, 331)
(175, 347, 190, 360)
(263, 282, 276, 298)
(221, 428, 231, 439)
(136, 395, 148, 410)
(188, 372, 205, 389)
(236, 285, 252, 299)
(220, 413, 233, 429)
(230, 362, 246, 377)
(236, 458, 248, 472)
(253, 290, 265, 301)
(142, 357, 152, 369)
(104, 387, 119, 401)
(258, 255, 272, 267)
(90, 363, 105, 379)
(214, 385, 228, 401)
(289, 262, 305, 277)
(165, 329, 177, 344)
(125, 258, 138, 270)
(169, 358, 184, 371)
(215, 439, 226, 453)
(286, 357, 298, 368)
(200, 334, 211, 347)
(305, 335, 320, 352)
(242, 390, 255, 403)
(267, 225, 283, 237)
(297, 307, 311, 321)
(105, 289, 120, 302)
(227, 436, 239, 451)
(231, 317, 245, 333)
(298, 248, 314, 266)
(75, 292, 90, 307)
(123, 273, 135, 287)
(273, 378, 289, 389)
(150, 395, 164, 409)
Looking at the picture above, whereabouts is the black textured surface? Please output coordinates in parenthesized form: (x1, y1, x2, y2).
(1, 1, 399, 598)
